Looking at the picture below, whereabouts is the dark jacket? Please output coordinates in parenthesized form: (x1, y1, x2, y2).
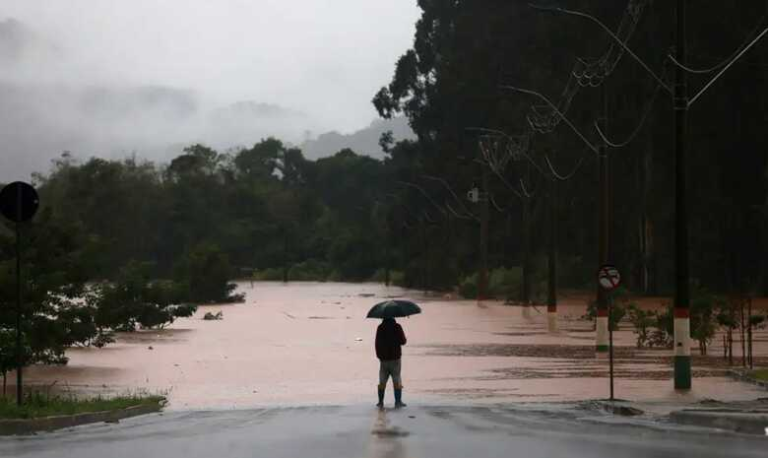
(375, 319, 407, 361)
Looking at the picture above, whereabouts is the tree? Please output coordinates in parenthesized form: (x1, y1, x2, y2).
(94, 261, 197, 332)
(0, 208, 98, 367)
(174, 243, 242, 304)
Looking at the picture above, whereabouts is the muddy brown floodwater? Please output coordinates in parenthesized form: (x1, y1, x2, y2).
(14, 282, 768, 409)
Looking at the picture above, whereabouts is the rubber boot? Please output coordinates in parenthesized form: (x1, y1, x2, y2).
(394, 389, 406, 408)
(377, 386, 385, 409)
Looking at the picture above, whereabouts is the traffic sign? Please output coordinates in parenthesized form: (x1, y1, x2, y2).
(598, 264, 621, 291)
(0, 182, 39, 223)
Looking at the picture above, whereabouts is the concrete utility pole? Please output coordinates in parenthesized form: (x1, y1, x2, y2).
(384, 228, 391, 287)
(521, 187, 532, 318)
(547, 178, 558, 332)
(674, 0, 692, 389)
(478, 167, 490, 301)
(595, 84, 610, 356)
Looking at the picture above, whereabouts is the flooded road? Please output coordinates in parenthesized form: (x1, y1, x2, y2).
(18, 282, 768, 409)
(4, 404, 768, 458)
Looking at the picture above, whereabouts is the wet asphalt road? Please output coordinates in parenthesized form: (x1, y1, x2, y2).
(1, 404, 766, 458)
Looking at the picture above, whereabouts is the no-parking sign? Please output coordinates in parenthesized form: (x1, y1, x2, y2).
(598, 265, 621, 291)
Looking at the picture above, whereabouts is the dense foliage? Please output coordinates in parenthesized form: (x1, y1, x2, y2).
(374, 0, 768, 296)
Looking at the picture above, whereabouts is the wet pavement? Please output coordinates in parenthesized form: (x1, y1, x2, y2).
(14, 282, 768, 408)
(2, 404, 767, 458)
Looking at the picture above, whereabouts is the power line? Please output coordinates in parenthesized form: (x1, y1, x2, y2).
(667, 14, 767, 74)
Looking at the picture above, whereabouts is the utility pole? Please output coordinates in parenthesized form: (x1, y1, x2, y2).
(478, 167, 490, 300)
(521, 194, 532, 317)
(282, 226, 289, 283)
(596, 83, 610, 356)
(384, 228, 391, 287)
(521, 158, 532, 317)
(547, 178, 558, 332)
(15, 211, 22, 405)
(674, 0, 692, 390)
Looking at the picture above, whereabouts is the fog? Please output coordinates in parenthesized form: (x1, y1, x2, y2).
(0, 1, 420, 180)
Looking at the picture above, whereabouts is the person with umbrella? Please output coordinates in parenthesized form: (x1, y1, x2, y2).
(367, 300, 421, 409)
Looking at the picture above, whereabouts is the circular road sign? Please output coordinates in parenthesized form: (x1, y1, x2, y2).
(0, 182, 40, 223)
(598, 264, 621, 291)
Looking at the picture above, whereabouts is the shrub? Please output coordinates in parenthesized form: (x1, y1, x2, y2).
(489, 267, 522, 300)
(459, 267, 523, 300)
(94, 262, 199, 331)
(175, 242, 243, 303)
(583, 286, 630, 331)
(370, 269, 405, 286)
(252, 267, 284, 281)
(627, 304, 656, 348)
(288, 259, 331, 281)
(459, 273, 478, 299)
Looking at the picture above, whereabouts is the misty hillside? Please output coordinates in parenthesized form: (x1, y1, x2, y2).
(300, 117, 415, 160)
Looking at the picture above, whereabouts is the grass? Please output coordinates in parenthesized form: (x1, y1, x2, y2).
(749, 369, 768, 381)
(0, 392, 165, 420)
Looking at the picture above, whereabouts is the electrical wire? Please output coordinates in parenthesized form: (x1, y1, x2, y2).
(667, 15, 767, 74)
(594, 79, 663, 148)
(519, 178, 534, 199)
(490, 194, 511, 213)
(422, 175, 479, 222)
(545, 154, 584, 181)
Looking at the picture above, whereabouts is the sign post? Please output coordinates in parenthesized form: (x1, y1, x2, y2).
(0, 182, 40, 406)
(598, 264, 621, 401)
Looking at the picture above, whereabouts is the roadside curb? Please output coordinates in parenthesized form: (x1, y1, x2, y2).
(0, 401, 165, 436)
(727, 369, 768, 390)
(669, 409, 768, 435)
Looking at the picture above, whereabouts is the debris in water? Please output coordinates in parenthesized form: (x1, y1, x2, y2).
(148, 346, 153, 350)
(355, 337, 363, 342)
(204, 311, 224, 321)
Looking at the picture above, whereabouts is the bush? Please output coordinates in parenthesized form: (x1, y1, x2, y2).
(690, 288, 720, 355)
(252, 267, 284, 281)
(175, 242, 243, 304)
(288, 259, 331, 281)
(627, 304, 656, 348)
(583, 286, 630, 331)
(458, 267, 523, 300)
(370, 269, 405, 286)
(94, 262, 199, 331)
(489, 267, 523, 300)
(650, 303, 673, 348)
(459, 273, 478, 299)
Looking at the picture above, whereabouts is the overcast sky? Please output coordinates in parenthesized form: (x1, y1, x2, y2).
(0, 1, 420, 179)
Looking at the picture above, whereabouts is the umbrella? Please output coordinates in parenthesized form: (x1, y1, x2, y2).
(366, 300, 422, 319)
